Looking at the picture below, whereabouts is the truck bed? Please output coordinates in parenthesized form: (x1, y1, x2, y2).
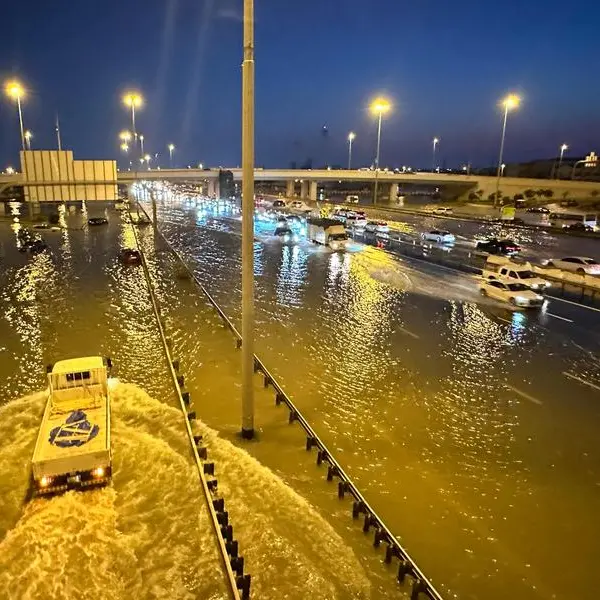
(32, 396, 110, 479)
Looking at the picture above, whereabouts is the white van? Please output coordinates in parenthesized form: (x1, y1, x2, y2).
(482, 256, 550, 292)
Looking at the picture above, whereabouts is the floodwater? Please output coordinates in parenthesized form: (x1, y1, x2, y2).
(144, 193, 600, 600)
(0, 204, 375, 600)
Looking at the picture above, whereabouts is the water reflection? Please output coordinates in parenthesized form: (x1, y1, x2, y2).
(275, 244, 306, 307)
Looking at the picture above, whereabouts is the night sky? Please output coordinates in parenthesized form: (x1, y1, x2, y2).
(1, 0, 599, 171)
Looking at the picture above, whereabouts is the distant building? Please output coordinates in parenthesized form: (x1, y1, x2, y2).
(218, 169, 236, 199)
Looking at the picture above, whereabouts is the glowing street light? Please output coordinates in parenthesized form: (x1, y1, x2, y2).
(168, 143, 175, 167)
(144, 153, 151, 164)
(495, 93, 520, 207)
(4, 80, 26, 150)
(347, 132, 356, 170)
(557, 143, 568, 179)
(122, 91, 143, 154)
(24, 130, 33, 150)
(139, 134, 145, 156)
(432, 137, 439, 172)
(5, 166, 15, 175)
(369, 97, 391, 204)
(119, 130, 132, 142)
(501, 163, 506, 176)
(120, 142, 129, 152)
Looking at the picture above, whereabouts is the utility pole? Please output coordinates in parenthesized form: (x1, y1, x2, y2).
(241, 0, 255, 439)
(55, 115, 62, 150)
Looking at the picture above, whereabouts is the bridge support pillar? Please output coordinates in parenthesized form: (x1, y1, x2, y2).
(208, 179, 220, 199)
(388, 183, 399, 204)
(286, 180, 295, 198)
(300, 180, 309, 199)
(309, 181, 318, 202)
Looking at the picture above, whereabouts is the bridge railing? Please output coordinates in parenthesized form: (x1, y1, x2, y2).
(138, 199, 445, 600)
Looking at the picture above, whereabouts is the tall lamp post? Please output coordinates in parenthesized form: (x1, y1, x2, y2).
(241, 0, 255, 439)
(494, 93, 520, 207)
(123, 91, 142, 157)
(5, 80, 26, 151)
(168, 143, 175, 167)
(432, 137, 439, 172)
(24, 130, 33, 151)
(370, 97, 391, 205)
(347, 132, 356, 170)
(557, 143, 568, 179)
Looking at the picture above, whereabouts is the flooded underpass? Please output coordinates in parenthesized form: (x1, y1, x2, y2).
(143, 194, 600, 600)
(0, 204, 378, 600)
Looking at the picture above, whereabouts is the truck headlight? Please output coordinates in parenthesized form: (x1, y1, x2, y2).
(330, 242, 338, 250)
(40, 476, 51, 487)
(93, 467, 105, 478)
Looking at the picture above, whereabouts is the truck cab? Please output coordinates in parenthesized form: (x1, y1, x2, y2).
(31, 356, 112, 496)
(482, 256, 550, 292)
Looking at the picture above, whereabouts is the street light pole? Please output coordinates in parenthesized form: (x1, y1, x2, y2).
(24, 130, 32, 151)
(347, 132, 355, 170)
(140, 135, 145, 157)
(557, 143, 568, 179)
(241, 0, 255, 439)
(432, 137, 439, 172)
(168, 144, 175, 167)
(494, 93, 520, 208)
(16, 96, 25, 151)
(373, 112, 383, 204)
(55, 115, 62, 150)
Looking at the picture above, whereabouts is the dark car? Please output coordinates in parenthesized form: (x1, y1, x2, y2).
(272, 200, 286, 209)
(19, 236, 48, 254)
(88, 217, 108, 226)
(476, 238, 521, 255)
(274, 226, 298, 243)
(119, 248, 142, 265)
(564, 222, 593, 232)
(526, 207, 550, 214)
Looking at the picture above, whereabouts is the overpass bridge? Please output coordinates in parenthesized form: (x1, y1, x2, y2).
(3, 167, 599, 203)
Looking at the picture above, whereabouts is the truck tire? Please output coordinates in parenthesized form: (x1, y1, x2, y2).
(509, 297, 516, 306)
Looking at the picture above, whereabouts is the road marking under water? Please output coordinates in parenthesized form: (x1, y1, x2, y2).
(546, 312, 574, 323)
(398, 326, 420, 339)
(497, 317, 513, 324)
(505, 384, 543, 405)
(563, 372, 600, 392)
(551, 296, 600, 314)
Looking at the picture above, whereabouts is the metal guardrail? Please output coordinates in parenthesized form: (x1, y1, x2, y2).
(128, 217, 246, 600)
(137, 199, 445, 600)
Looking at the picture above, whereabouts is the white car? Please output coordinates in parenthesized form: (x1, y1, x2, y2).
(479, 280, 544, 308)
(365, 220, 390, 234)
(421, 230, 455, 244)
(432, 206, 453, 215)
(546, 256, 600, 275)
(289, 200, 310, 212)
(345, 214, 367, 229)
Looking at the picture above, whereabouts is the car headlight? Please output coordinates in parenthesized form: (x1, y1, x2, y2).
(93, 467, 105, 478)
(284, 234, 290, 242)
(515, 296, 528, 304)
(40, 475, 52, 487)
(330, 242, 338, 249)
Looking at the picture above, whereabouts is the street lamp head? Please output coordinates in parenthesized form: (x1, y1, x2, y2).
(502, 94, 520, 111)
(120, 142, 129, 152)
(433, 137, 439, 145)
(348, 132, 356, 142)
(370, 97, 391, 115)
(123, 92, 143, 108)
(560, 143, 568, 152)
(139, 134, 144, 142)
(24, 130, 32, 140)
(119, 130, 132, 142)
(168, 143, 175, 151)
(144, 154, 151, 162)
(5, 80, 25, 101)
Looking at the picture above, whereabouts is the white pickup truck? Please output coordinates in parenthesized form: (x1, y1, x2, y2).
(307, 218, 349, 250)
(31, 356, 112, 496)
(482, 256, 550, 292)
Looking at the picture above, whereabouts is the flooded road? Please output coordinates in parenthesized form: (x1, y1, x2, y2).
(147, 194, 600, 600)
(0, 204, 375, 600)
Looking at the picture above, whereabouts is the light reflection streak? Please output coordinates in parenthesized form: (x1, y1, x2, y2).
(275, 244, 307, 307)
